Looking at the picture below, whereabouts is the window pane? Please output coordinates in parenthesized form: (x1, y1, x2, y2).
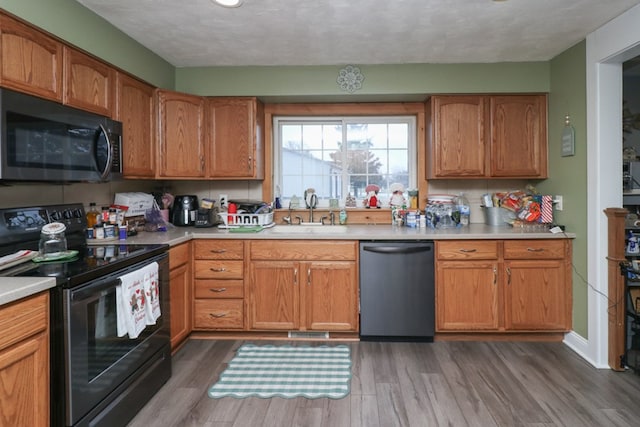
(276, 116, 414, 207)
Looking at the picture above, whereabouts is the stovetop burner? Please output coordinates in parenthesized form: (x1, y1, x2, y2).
(5, 243, 168, 287)
(0, 203, 168, 287)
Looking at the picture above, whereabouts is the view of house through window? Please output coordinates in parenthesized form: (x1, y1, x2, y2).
(273, 116, 416, 208)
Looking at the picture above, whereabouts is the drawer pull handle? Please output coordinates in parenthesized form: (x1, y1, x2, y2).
(210, 249, 227, 253)
(210, 267, 226, 272)
(506, 267, 511, 285)
(209, 288, 227, 293)
(526, 248, 544, 252)
(459, 248, 477, 253)
(209, 312, 227, 318)
(493, 266, 497, 285)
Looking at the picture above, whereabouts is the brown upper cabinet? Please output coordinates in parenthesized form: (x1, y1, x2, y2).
(427, 94, 548, 179)
(116, 73, 156, 178)
(0, 14, 63, 101)
(156, 89, 206, 178)
(206, 97, 264, 179)
(63, 47, 114, 117)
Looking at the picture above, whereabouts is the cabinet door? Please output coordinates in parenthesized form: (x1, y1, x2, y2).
(490, 95, 547, 178)
(169, 263, 191, 350)
(63, 47, 114, 117)
(249, 261, 298, 330)
(429, 96, 487, 178)
(0, 292, 49, 427)
(116, 73, 156, 178)
(303, 261, 358, 331)
(206, 97, 264, 179)
(436, 260, 499, 331)
(504, 260, 568, 330)
(157, 90, 206, 178)
(0, 14, 62, 101)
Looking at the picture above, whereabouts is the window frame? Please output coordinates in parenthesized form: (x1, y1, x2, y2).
(273, 115, 417, 208)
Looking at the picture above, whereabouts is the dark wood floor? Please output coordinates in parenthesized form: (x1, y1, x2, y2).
(127, 339, 640, 427)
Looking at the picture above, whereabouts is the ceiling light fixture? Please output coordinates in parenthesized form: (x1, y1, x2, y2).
(212, 0, 243, 7)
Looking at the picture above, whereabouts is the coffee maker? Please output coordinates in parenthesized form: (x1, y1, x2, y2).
(171, 195, 198, 226)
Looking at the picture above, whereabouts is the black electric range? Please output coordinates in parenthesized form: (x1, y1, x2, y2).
(0, 203, 168, 287)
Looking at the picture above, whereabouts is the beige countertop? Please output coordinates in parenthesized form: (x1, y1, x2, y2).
(0, 276, 56, 306)
(1, 223, 574, 306)
(117, 223, 576, 247)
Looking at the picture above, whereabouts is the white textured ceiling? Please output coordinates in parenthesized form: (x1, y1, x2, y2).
(75, 0, 640, 67)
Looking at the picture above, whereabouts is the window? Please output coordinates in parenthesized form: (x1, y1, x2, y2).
(273, 116, 416, 208)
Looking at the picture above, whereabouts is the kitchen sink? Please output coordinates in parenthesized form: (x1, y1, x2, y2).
(269, 225, 348, 234)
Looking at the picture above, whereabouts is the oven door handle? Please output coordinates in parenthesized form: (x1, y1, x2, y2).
(70, 276, 121, 303)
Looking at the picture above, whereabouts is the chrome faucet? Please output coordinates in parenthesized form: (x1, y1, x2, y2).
(308, 193, 318, 223)
(329, 211, 335, 225)
(282, 200, 293, 224)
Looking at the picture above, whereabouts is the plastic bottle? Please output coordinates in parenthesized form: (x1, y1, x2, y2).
(86, 202, 99, 228)
(455, 193, 470, 226)
(339, 208, 348, 225)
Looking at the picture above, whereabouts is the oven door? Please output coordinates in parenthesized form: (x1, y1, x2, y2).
(62, 254, 169, 426)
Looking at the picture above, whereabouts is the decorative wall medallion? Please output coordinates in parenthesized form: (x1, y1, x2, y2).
(337, 65, 364, 93)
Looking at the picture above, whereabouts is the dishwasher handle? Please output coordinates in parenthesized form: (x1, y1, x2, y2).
(362, 245, 432, 255)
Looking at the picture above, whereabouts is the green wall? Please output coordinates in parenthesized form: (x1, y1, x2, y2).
(176, 63, 550, 99)
(539, 40, 588, 337)
(0, 0, 174, 88)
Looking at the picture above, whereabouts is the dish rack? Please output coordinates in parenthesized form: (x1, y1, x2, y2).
(218, 211, 274, 228)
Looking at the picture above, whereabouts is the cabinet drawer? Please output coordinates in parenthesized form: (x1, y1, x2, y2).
(0, 292, 48, 351)
(437, 240, 499, 260)
(195, 279, 244, 298)
(194, 299, 243, 329)
(194, 260, 244, 279)
(503, 240, 565, 259)
(250, 240, 357, 261)
(194, 240, 244, 260)
(169, 242, 190, 270)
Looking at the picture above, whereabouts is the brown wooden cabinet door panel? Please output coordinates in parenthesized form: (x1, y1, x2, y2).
(250, 240, 357, 261)
(430, 96, 486, 177)
(0, 292, 49, 427)
(490, 95, 547, 178)
(157, 90, 205, 178)
(116, 73, 156, 178)
(169, 263, 191, 350)
(0, 15, 62, 101)
(63, 47, 114, 116)
(207, 98, 261, 178)
(436, 260, 499, 331)
(194, 240, 244, 260)
(504, 260, 568, 330)
(195, 279, 244, 299)
(303, 261, 358, 331)
(194, 299, 243, 329)
(249, 261, 298, 330)
(194, 260, 243, 279)
(436, 240, 499, 260)
(503, 239, 566, 260)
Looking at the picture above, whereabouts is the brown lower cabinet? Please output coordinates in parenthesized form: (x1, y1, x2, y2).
(192, 240, 245, 330)
(169, 243, 192, 351)
(436, 239, 572, 333)
(0, 291, 49, 427)
(248, 240, 359, 332)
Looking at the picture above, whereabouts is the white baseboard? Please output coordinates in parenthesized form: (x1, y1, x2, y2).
(563, 331, 610, 369)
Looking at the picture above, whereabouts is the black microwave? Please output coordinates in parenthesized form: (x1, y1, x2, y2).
(0, 88, 122, 183)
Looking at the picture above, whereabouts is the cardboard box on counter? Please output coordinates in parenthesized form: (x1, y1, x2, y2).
(114, 192, 155, 217)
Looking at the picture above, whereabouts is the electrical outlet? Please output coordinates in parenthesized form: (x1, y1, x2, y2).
(219, 194, 228, 209)
(554, 195, 563, 211)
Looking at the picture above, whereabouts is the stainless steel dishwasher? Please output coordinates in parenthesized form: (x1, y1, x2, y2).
(359, 241, 435, 341)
